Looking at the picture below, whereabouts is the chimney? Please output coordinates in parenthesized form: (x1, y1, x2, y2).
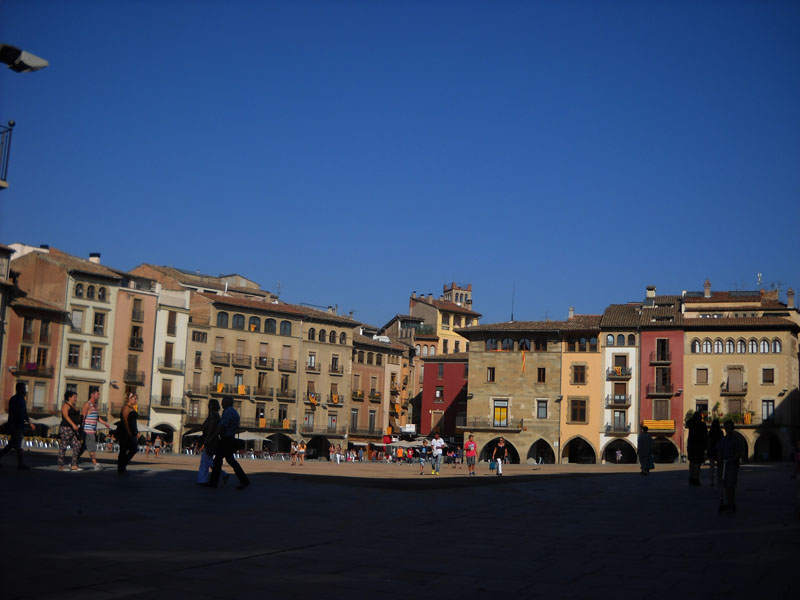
(704, 279, 711, 298)
(39, 244, 49, 250)
(568, 306, 574, 320)
(89, 252, 101, 264)
(427, 293, 433, 301)
(788, 288, 795, 309)
(411, 291, 416, 299)
(646, 286, 656, 299)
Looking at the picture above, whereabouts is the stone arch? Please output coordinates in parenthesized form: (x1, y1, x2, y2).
(267, 432, 294, 454)
(601, 438, 637, 464)
(754, 432, 782, 461)
(652, 436, 680, 463)
(304, 435, 330, 460)
(479, 438, 520, 464)
(526, 439, 555, 464)
(561, 435, 597, 464)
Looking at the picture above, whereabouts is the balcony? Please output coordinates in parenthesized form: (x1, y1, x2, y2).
(605, 395, 631, 408)
(131, 309, 144, 322)
(646, 383, 674, 397)
(209, 383, 251, 396)
(255, 356, 274, 370)
(306, 362, 320, 373)
(327, 394, 343, 406)
(390, 384, 400, 395)
(186, 384, 209, 396)
(123, 369, 145, 385)
(606, 366, 632, 380)
(15, 362, 54, 378)
(349, 427, 382, 438)
(305, 393, 321, 405)
(604, 423, 631, 435)
(184, 412, 206, 426)
(278, 359, 297, 372)
(642, 419, 675, 433)
(276, 389, 296, 401)
(240, 418, 296, 432)
(649, 351, 672, 365)
(720, 382, 747, 396)
(457, 418, 525, 432)
(129, 336, 144, 351)
(369, 390, 382, 402)
(352, 390, 364, 401)
(210, 351, 230, 366)
(151, 395, 184, 410)
(231, 353, 252, 368)
(253, 387, 274, 399)
(329, 364, 344, 375)
(158, 358, 185, 372)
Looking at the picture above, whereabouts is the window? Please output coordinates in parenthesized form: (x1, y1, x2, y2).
(569, 398, 587, 422)
(192, 331, 207, 343)
(759, 339, 769, 353)
(485, 338, 498, 351)
(308, 328, 316, 341)
(339, 332, 347, 345)
(68, 344, 80, 367)
(454, 340, 460, 353)
(702, 340, 712, 353)
(772, 339, 782, 353)
(487, 367, 496, 383)
(166, 310, 177, 335)
(437, 363, 444, 378)
(232, 314, 245, 330)
(737, 339, 746, 354)
(501, 338, 513, 351)
(280, 321, 292, 336)
(762, 368, 774, 384)
(726, 339, 735, 354)
(36, 347, 48, 367)
(358, 351, 364, 363)
(93, 312, 105, 335)
(519, 338, 531, 351)
(71, 309, 83, 332)
(194, 351, 202, 369)
(329, 330, 336, 344)
(98, 287, 106, 301)
(534, 338, 547, 351)
(714, 339, 723, 354)
(216, 312, 229, 328)
(318, 329, 326, 342)
(367, 352, 373, 365)
(90, 347, 103, 370)
(567, 339, 576, 352)
(749, 339, 758, 353)
(572, 365, 586, 384)
(696, 368, 708, 385)
(248, 317, 260, 332)
(617, 334, 625, 346)
(350, 408, 359, 430)
(265, 319, 276, 334)
(653, 399, 669, 420)
(442, 339, 449, 354)
(537, 367, 546, 383)
(87, 285, 95, 300)
(434, 386, 444, 402)
(695, 400, 708, 416)
(537, 399, 548, 419)
(19, 345, 32, 365)
(368, 410, 376, 433)
(762, 399, 775, 421)
(415, 345, 421, 356)
(493, 399, 508, 427)
(627, 334, 635, 346)
(33, 382, 46, 408)
(607, 334, 615, 346)
(578, 338, 587, 352)
(74, 283, 83, 297)
(691, 339, 700, 354)
(22, 316, 34, 341)
(40, 320, 50, 343)
(376, 353, 383, 366)
(331, 355, 339, 371)
(589, 337, 598, 352)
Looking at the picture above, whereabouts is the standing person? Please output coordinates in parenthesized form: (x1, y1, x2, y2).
(298, 440, 306, 466)
(153, 436, 162, 457)
(336, 443, 343, 465)
(615, 448, 622, 464)
(58, 390, 82, 471)
(492, 438, 508, 476)
(116, 392, 140, 475)
(418, 439, 430, 475)
(716, 420, 745, 512)
(464, 434, 477, 476)
(290, 440, 298, 466)
(80, 387, 112, 470)
(430, 432, 445, 475)
(707, 419, 723, 486)
(637, 425, 654, 476)
(0, 382, 35, 469)
(358, 446, 364, 462)
(686, 411, 708, 486)
(197, 398, 228, 484)
(207, 396, 250, 490)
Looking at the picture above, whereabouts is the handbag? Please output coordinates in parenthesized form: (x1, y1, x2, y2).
(489, 460, 497, 470)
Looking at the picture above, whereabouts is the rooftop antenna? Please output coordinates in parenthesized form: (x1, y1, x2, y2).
(510, 282, 516, 322)
(757, 272, 762, 287)
(275, 282, 281, 299)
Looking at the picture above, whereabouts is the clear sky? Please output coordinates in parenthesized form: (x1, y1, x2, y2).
(1, 0, 798, 327)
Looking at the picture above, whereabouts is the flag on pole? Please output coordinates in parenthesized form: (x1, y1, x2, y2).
(521, 349, 526, 373)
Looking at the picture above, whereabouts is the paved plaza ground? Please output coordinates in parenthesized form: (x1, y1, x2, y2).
(2, 449, 798, 599)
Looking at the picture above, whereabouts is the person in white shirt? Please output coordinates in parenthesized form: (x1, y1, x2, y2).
(430, 432, 446, 475)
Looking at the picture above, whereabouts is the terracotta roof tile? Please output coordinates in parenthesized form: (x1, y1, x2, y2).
(12, 296, 66, 314)
(45, 248, 122, 280)
(201, 293, 359, 327)
(601, 304, 642, 328)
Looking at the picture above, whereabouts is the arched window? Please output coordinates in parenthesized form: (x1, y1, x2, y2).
(339, 332, 347, 345)
(264, 319, 276, 333)
(358, 351, 365, 362)
(216, 312, 229, 328)
(519, 338, 531, 351)
(725, 339, 735, 354)
(280, 321, 292, 336)
(308, 328, 316, 341)
(579, 337, 587, 352)
(329, 330, 336, 344)
(422, 346, 428, 357)
(485, 338, 498, 351)
(617, 334, 625, 346)
(748, 339, 758, 353)
(367, 352, 374, 364)
(318, 329, 326, 342)
(737, 339, 746, 353)
(501, 338, 514, 351)
(98, 287, 106, 301)
(772, 339, 782, 353)
(759, 339, 769, 353)
(429, 346, 435, 356)
(606, 334, 615, 346)
(232, 314, 245, 330)
(248, 317, 260, 332)
(714, 339, 723, 354)
(627, 334, 635, 346)
(702, 339, 712, 353)
(691, 339, 701, 354)
(74, 283, 83, 298)
(589, 337, 598, 352)
(86, 285, 95, 299)
(415, 344, 421, 356)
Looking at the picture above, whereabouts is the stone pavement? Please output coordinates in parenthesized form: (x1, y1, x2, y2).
(2, 450, 798, 599)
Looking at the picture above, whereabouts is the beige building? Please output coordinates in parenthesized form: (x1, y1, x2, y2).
(409, 283, 480, 356)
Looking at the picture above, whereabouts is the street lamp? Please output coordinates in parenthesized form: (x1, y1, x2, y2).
(0, 44, 49, 72)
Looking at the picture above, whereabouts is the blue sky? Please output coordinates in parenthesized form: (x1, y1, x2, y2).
(1, 0, 798, 327)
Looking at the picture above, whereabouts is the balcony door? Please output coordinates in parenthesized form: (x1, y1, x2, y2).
(493, 399, 509, 427)
(728, 367, 743, 392)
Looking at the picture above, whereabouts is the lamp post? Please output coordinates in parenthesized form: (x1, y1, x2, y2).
(0, 44, 49, 72)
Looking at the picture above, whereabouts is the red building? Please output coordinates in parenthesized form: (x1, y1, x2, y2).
(638, 288, 685, 462)
(420, 352, 468, 440)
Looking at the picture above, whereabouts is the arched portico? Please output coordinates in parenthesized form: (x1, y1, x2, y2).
(754, 432, 782, 461)
(526, 439, 555, 464)
(479, 438, 520, 464)
(561, 436, 597, 464)
(305, 435, 330, 460)
(267, 432, 293, 454)
(601, 439, 636, 464)
(652, 437, 679, 463)
(151, 423, 175, 444)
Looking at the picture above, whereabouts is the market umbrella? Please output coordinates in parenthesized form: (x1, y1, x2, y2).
(32, 415, 61, 427)
(237, 432, 271, 441)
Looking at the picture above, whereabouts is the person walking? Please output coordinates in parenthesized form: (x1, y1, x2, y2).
(57, 390, 83, 471)
(430, 432, 445, 475)
(116, 392, 140, 474)
(637, 425, 654, 475)
(707, 419, 723, 486)
(418, 439, 430, 475)
(207, 396, 250, 490)
(492, 438, 508, 476)
(0, 382, 35, 469)
(686, 411, 708, 486)
(290, 440, 298, 466)
(464, 434, 477, 476)
(80, 387, 112, 470)
(716, 420, 745, 512)
(197, 398, 228, 485)
(297, 440, 306, 466)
